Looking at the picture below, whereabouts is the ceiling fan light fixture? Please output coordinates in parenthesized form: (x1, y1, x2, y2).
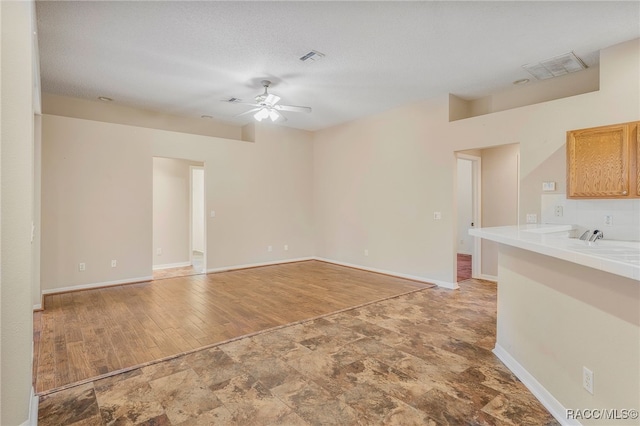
(268, 109, 280, 122)
(254, 108, 270, 122)
(227, 79, 311, 123)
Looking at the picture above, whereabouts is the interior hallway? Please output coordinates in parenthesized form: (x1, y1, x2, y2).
(457, 254, 472, 282)
(37, 273, 556, 425)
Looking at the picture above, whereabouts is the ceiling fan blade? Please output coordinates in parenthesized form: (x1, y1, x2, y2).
(265, 94, 281, 106)
(275, 111, 288, 122)
(274, 104, 312, 113)
(267, 108, 286, 122)
(234, 108, 261, 118)
(221, 98, 260, 107)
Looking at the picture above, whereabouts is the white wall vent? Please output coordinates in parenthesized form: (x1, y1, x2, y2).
(523, 52, 587, 80)
(299, 50, 325, 62)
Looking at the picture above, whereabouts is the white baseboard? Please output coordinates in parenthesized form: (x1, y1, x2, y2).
(153, 261, 191, 270)
(33, 303, 42, 311)
(315, 257, 458, 289)
(493, 344, 578, 426)
(477, 273, 498, 282)
(207, 257, 315, 274)
(19, 387, 38, 426)
(38, 257, 460, 299)
(41, 275, 153, 295)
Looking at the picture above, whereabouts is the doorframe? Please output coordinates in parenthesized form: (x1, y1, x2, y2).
(456, 153, 482, 279)
(189, 165, 206, 272)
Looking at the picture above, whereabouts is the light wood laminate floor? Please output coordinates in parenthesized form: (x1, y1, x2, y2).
(34, 260, 429, 394)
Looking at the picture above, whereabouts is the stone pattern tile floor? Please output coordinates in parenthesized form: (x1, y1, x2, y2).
(38, 280, 558, 425)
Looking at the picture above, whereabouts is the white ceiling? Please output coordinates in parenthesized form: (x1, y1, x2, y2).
(36, 1, 640, 131)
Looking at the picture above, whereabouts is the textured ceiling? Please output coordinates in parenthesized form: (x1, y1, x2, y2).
(36, 1, 640, 131)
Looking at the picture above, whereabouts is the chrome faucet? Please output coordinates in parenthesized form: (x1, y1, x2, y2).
(578, 230, 591, 241)
(588, 230, 604, 242)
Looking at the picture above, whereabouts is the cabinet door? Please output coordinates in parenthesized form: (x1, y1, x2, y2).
(635, 123, 640, 196)
(567, 124, 629, 198)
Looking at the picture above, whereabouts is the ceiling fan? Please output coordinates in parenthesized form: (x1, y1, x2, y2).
(223, 80, 312, 122)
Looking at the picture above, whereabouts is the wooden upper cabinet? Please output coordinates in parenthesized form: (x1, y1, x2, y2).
(567, 121, 639, 199)
(636, 122, 640, 196)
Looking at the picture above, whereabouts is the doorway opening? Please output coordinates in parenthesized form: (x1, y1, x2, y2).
(152, 157, 206, 280)
(190, 166, 205, 274)
(456, 154, 481, 282)
(455, 144, 520, 283)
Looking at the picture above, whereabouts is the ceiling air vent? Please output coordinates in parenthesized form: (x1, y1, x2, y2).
(226, 97, 241, 103)
(299, 50, 325, 62)
(522, 52, 587, 80)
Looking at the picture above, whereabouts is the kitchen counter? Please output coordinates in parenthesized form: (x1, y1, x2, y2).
(470, 224, 640, 281)
(470, 224, 640, 423)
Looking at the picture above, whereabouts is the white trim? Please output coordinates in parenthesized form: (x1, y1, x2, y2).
(41, 276, 153, 295)
(478, 273, 498, 282)
(152, 261, 191, 271)
(31, 1, 42, 115)
(315, 257, 459, 289)
(493, 344, 578, 426)
(32, 303, 42, 311)
(207, 257, 315, 273)
(19, 387, 38, 426)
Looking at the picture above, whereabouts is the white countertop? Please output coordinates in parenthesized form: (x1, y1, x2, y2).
(470, 224, 640, 281)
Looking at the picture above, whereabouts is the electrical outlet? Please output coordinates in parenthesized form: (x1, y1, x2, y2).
(583, 366, 594, 394)
(267, 245, 273, 252)
(542, 181, 556, 191)
(156, 248, 162, 256)
(284, 244, 288, 251)
(554, 206, 563, 217)
(364, 249, 369, 256)
(111, 260, 117, 268)
(79, 263, 86, 272)
(526, 213, 537, 224)
(604, 215, 613, 226)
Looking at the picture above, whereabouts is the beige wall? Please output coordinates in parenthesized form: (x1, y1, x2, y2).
(1, 1, 35, 424)
(498, 245, 639, 423)
(151, 123, 315, 270)
(152, 157, 201, 268)
(41, 115, 315, 291)
(313, 38, 639, 286)
(520, 144, 566, 223)
(41, 116, 154, 291)
(42, 93, 244, 141)
(480, 144, 519, 277)
(313, 98, 456, 285)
